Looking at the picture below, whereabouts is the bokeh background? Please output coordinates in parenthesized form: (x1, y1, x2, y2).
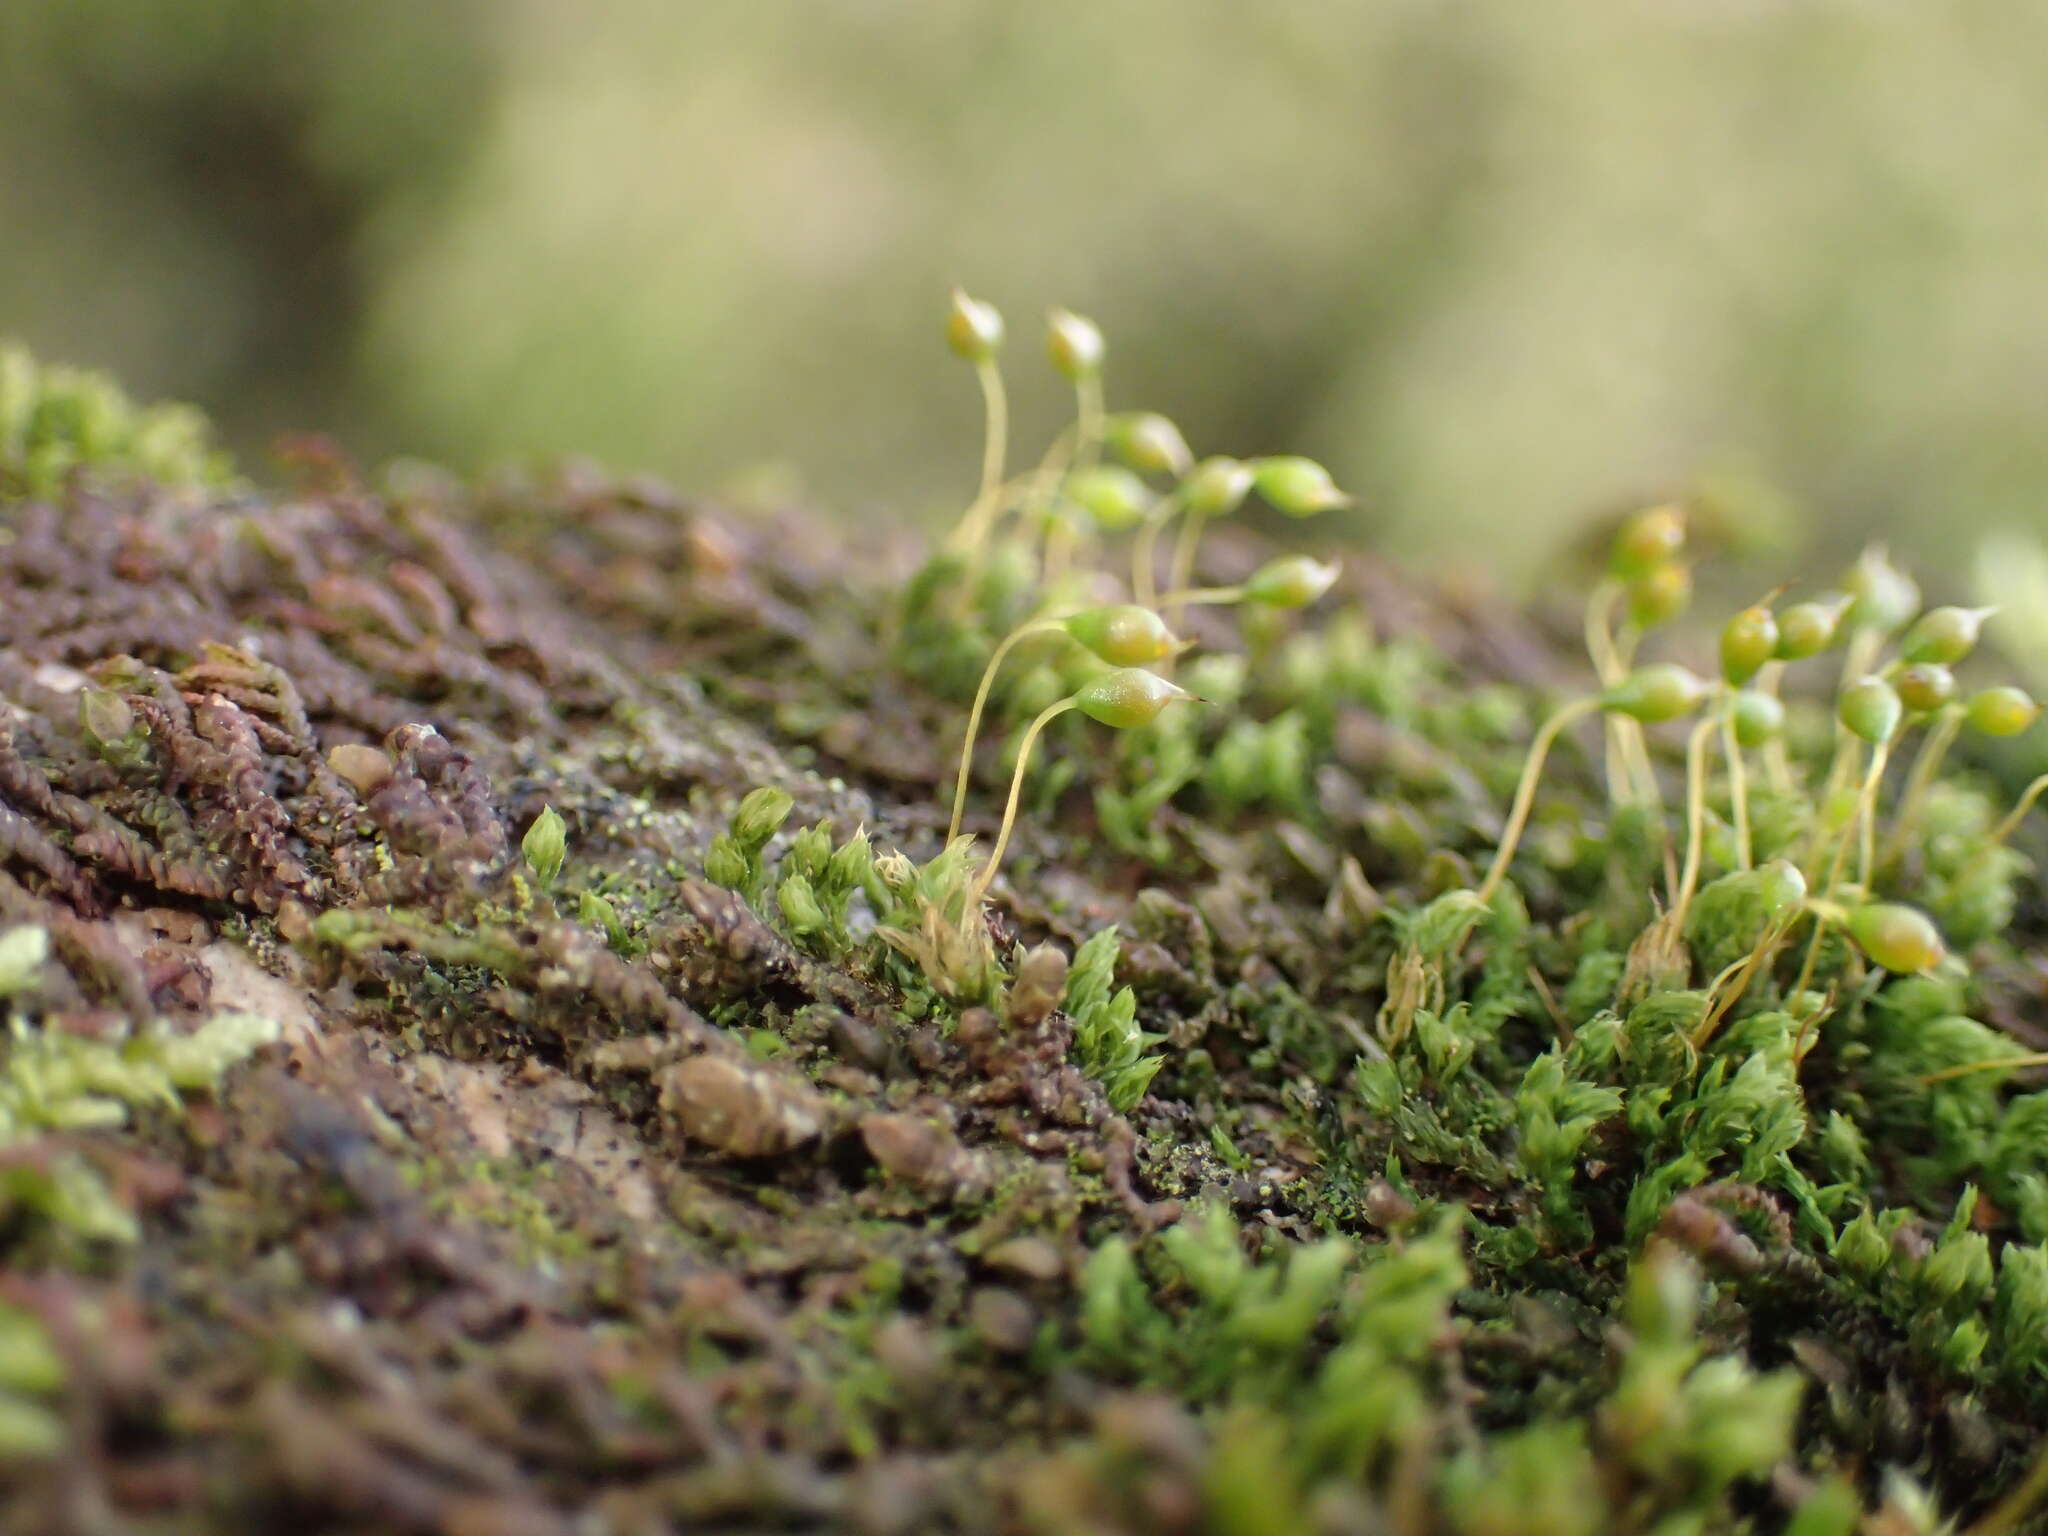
(6, 1, 2048, 588)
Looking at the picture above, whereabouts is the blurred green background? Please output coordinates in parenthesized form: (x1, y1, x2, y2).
(7, 1, 2048, 586)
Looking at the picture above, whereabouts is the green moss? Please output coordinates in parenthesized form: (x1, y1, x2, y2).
(2, 345, 2047, 1530)
(0, 340, 232, 497)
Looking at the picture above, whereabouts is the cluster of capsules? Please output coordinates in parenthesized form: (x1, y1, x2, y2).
(1480, 506, 2042, 1002)
(935, 289, 1355, 897)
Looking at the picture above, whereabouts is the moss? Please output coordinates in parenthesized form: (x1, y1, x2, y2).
(0, 340, 232, 497)
(0, 343, 2047, 1530)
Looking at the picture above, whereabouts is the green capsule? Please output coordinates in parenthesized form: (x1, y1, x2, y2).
(1064, 465, 1152, 532)
(1251, 455, 1351, 517)
(1719, 605, 1779, 686)
(1900, 605, 1994, 666)
(1842, 546, 1920, 634)
(1063, 605, 1177, 666)
(1182, 456, 1255, 518)
(1033, 494, 1088, 540)
(1243, 555, 1342, 610)
(1965, 684, 2041, 738)
(945, 288, 1005, 362)
(1073, 667, 1195, 729)
(1609, 504, 1687, 581)
(1893, 663, 1956, 716)
(1838, 677, 1902, 744)
(1846, 902, 1946, 974)
(1730, 688, 1786, 747)
(1625, 561, 1692, 629)
(1104, 412, 1193, 477)
(1754, 858, 1807, 919)
(1045, 307, 1104, 380)
(1602, 663, 1711, 724)
(1775, 594, 1852, 659)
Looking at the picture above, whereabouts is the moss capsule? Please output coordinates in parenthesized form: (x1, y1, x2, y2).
(1182, 456, 1255, 518)
(1252, 455, 1351, 517)
(1105, 412, 1193, 477)
(945, 288, 1005, 362)
(1843, 546, 1920, 634)
(1626, 561, 1692, 629)
(1610, 504, 1687, 581)
(1901, 605, 1994, 666)
(1775, 594, 1852, 659)
(1966, 685, 2041, 738)
(1045, 308, 1104, 380)
(1244, 554, 1341, 610)
(1754, 858, 1807, 919)
(1893, 663, 1956, 716)
(1062, 605, 1177, 666)
(1073, 667, 1195, 729)
(1838, 677, 1902, 744)
(1719, 606, 1779, 686)
(1846, 902, 1946, 974)
(1730, 689, 1786, 747)
(1602, 663, 1710, 724)
(1064, 465, 1152, 532)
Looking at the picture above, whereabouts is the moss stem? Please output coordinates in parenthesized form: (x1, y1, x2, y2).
(1855, 738, 1892, 890)
(1884, 703, 1962, 865)
(972, 698, 1078, 902)
(941, 359, 1014, 609)
(1041, 515, 1081, 591)
(1990, 773, 2048, 848)
(948, 618, 1067, 843)
(1611, 623, 1664, 812)
(1164, 507, 1211, 630)
(1920, 1052, 2048, 1086)
(975, 358, 1008, 506)
(1791, 769, 1868, 1007)
(1073, 373, 1105, 472)
(1692, 919, 1791, 1052)
(1720, 700, 1753, 871)
(1130, 486, 1187, 608)
(1477, 695, 1602, 906)
(1154, 583, 1246, 609)
(1672, 708, 1720, 927)
(1584, 579, 1628, 799)
(1755, 662, 1794, 793)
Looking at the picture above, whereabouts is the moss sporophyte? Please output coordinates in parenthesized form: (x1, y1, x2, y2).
(14, 322, 2048, 1529)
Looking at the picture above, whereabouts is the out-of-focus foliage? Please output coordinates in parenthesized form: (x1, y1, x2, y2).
(7, 2, 2048, 581)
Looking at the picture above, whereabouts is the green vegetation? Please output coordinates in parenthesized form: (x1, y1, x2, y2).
(2, 329, 2048, 1533)
(0, 341, 231, 498)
